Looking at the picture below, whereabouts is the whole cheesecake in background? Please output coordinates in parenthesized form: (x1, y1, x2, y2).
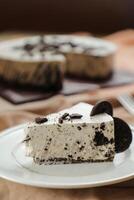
(0, 35, 116, 90)
(44, 35, 116, 81)
(24, 101, 132, 165)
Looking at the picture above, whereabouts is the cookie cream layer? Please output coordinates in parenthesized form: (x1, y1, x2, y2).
(24, 103, 115, 165)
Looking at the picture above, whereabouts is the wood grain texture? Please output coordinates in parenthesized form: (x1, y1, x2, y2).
(0, 178, 134, 200)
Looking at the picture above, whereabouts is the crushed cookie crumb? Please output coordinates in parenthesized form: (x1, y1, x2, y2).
(79, 145, 85, 151)
(82, 123, 87, 127)
(77, 126, 82, 130)
(58, 117, 63, 124)
(70, 113, 83, 119)
(76, 140, 80, 144)
(61, 113, 69, 120)
(23, 137, 31, 143)
(100, 122, 105, 130)
(57, 124, 61, 127)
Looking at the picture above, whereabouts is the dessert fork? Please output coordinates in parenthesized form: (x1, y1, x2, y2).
(117, 94, 134, 115)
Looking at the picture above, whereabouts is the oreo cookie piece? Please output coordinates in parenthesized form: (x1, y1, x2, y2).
(70, 113, 83, 119)
(90, 101, 113, 117)
(35, 117, 48, 124)
(114, 117, 132, 153)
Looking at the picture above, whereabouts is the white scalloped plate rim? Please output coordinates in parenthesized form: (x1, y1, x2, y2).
(0, 124, 133, 189)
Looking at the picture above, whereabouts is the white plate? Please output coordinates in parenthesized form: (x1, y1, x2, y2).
(0, 124, 133, 189)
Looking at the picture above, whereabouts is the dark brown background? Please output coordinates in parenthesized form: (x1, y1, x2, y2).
(0, 0, 133, 34)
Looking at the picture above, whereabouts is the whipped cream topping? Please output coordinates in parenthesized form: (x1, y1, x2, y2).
(0, 35, 116, 62)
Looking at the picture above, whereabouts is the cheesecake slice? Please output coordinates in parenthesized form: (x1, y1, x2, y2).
(24, 102, 115, 165)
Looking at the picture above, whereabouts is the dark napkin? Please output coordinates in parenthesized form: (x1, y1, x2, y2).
(0, 70, 134, 105)
(68, 70, 134, 88)
(101, 70, 134, 87)
(0, 80, 98, 105)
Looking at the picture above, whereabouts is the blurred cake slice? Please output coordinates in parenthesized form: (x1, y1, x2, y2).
(0, 38, 65, 90)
